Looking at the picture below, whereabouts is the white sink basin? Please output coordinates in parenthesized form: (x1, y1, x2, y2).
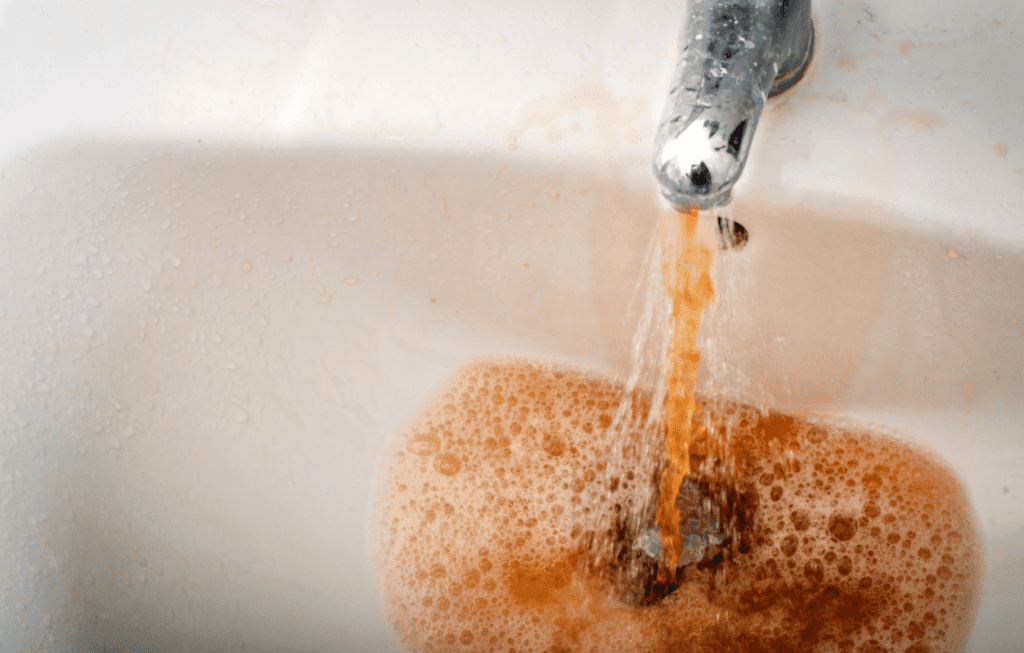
(1, 1, 1021, 651)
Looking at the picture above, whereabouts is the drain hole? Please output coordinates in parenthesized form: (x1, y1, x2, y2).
(596, 469, 757, 607)
(718, 216, 748, 250)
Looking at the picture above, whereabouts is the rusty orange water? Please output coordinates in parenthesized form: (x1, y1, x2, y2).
(654, 207, 715, 571)
(375, 359, 982, 653)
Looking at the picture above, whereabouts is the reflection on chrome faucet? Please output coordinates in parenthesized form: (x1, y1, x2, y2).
(653, 0, 814, 210)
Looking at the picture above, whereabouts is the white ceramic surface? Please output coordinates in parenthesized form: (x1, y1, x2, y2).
(0, 1, 1021, 651)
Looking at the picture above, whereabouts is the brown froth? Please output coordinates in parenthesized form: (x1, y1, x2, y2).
(375, 359, 982, 653)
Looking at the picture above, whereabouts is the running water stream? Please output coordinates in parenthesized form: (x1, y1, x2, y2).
(654, 207, 715, 572)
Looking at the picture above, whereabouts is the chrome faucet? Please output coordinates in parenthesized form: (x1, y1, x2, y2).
(653, 0, 814, 210)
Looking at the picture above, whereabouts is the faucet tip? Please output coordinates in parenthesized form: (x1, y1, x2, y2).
(653, 110, 746, 211)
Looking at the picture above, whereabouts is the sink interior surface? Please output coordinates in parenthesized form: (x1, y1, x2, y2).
(0, 137, 1021, 651)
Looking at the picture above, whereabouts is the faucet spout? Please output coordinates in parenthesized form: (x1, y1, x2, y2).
(653, 0, 814, 210)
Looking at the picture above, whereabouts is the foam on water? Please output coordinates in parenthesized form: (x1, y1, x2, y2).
(374, 358, 982, 653)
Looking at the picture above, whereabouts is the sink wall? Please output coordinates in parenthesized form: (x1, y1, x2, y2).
(0, 1, 1021, 651)
(1, 0, 1021, 240)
